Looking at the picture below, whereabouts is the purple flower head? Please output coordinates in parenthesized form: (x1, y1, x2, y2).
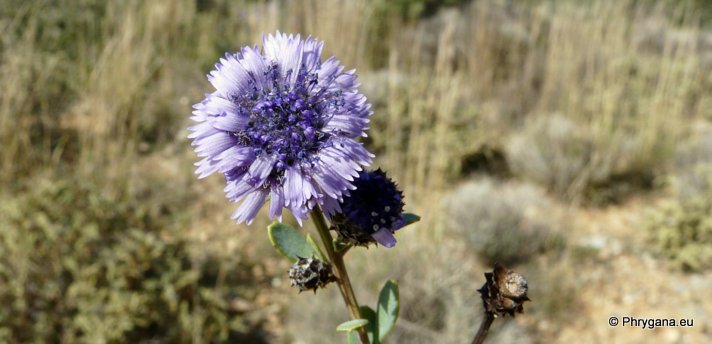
(332, 169, 405, 248)
(189, 32, 373, 225)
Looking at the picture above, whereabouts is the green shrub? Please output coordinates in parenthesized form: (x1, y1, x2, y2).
(644, 195, 712, 272)
(0, 176, 264, 343)
(645, 137, 712, 272)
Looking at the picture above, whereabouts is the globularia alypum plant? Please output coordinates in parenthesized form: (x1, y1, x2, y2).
(189, 32, 420, 343)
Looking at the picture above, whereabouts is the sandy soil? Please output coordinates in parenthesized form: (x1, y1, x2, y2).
(548, 198, 712, 344)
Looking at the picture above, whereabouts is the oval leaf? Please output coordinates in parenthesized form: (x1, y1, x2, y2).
(267, 222, 316, 263)
(347, 331, 359, 344)
(336, 319, 369, 332)
(359, 305, 379, 344)
(306, 233, 327, 261)
(377, 280, 400, 342)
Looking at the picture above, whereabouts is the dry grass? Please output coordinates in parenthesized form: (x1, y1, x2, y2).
(1, 0, 710, 342)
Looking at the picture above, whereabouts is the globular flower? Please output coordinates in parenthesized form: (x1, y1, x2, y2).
(288, 256, 336, 293)
(331, 169, 405, 248)
(189, 32, 373, 225)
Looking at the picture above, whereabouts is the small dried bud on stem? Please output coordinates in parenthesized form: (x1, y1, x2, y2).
(288, 256, 337, 293)
(472, 263, 530, 344)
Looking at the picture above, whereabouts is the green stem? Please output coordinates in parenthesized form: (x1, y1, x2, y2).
(310, 206, 370, 344)
(472, 312, 495, 344)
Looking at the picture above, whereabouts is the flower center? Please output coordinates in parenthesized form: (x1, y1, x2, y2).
(229, 63, 344, 177)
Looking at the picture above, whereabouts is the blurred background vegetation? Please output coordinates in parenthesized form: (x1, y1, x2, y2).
(1, 0, 710, 342)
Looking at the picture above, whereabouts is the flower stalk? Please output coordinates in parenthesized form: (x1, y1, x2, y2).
(471, 312, 494, 344)
(310, 206, 370, 344)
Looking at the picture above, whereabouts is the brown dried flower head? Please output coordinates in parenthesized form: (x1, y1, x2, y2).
(477, 263, 530, 317)
(288, 256, 337, 293)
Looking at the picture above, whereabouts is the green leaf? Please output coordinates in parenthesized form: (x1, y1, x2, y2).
(359, 305, 379, 344)
(376, 280, 400, 342)
(267, 222, 316, 263)
(347, 331, 359, 344)
(306, 233, 327, 261)
(400, 213, 421, 228)
(336, 319, 369, 332)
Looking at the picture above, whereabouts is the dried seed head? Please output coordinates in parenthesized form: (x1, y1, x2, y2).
(478, 263, 530, 317)
(288, 257, 336, 293)
(501, 269, 528, 300)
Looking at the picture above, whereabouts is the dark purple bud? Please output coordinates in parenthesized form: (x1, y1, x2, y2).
(331, 169, 405, 247)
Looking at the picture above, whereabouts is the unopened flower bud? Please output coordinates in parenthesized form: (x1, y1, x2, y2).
(331, 169, 405, 248)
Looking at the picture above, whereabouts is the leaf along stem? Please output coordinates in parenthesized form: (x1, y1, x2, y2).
(310, 206, 370, 344)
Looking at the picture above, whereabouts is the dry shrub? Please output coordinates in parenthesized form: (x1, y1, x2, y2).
(507, 114, 597, 199)
(499, 0, 707, 202)
(671, 126, 712, 200)
(525, 257, 580, 330)
(371, 0, 708, 202)
(442, 178, 563, 265)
